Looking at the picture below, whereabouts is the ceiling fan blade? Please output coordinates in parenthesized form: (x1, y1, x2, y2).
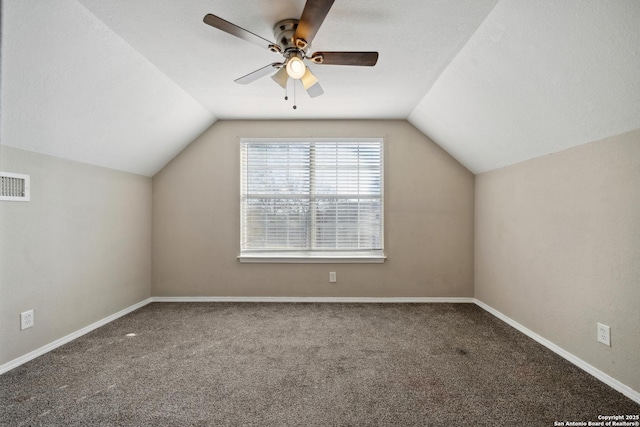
(305, 82, 324, 98)
(294, 0, 335, 47)
(204, 14, 280, 52)
(311, 51, 379, 66)
(235, 63, 283, 85)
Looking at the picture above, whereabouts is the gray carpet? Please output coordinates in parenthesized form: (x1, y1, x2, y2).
(1, 303, 638, 426)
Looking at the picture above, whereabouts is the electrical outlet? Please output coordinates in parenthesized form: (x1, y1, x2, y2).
(20, 310, 34, 330)
(329, 272, 337, 283)
(597, 322, 610, 346)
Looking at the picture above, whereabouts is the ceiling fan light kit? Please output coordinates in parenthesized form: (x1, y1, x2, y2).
(203, 0, 378, 108)
(271, 67, 289, 89)
(301, 69, 319, 90)
(286, 56, 306, 79)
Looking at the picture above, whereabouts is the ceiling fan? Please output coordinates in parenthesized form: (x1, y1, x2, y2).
(203, 0, 378, 103)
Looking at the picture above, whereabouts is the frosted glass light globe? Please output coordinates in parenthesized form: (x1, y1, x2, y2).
(286, 56, 306, 79)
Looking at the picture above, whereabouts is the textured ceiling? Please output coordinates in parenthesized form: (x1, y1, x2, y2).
(409, 0, 640, 173)
(76, 0, 498, 119)
(1, 1, 639, 176)
(1, 0, 215, 176)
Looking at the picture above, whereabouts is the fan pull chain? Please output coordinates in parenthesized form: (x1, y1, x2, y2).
(282, 79, 298, 110)
(293, 80, 297, 110)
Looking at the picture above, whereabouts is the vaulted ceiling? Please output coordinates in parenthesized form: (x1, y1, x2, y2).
(2, 1, 639, 176)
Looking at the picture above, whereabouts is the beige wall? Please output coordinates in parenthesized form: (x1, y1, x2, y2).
(0, 146, 152, 366)
(475, 129, 640, 392)
(3, 118, 638, 396)
(153, 120, 474, 298)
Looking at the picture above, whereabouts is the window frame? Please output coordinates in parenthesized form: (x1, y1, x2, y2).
(238, 137, 386, 264)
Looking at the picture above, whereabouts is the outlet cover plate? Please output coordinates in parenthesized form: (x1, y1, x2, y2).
(597, 322, 610, 346)
(20, 310, 34, 330)
(329, 272, 337, 283)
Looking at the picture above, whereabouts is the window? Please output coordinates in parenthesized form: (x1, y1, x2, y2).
(239, 138, 385, 263)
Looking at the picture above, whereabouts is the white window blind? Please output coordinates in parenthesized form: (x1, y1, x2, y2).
(240, 138, 383, 257)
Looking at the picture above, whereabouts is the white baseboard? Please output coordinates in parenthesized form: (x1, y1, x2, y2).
(151, 296, 475, 304)
(0, 298, 153, 375)
(474, 299, 640, 405)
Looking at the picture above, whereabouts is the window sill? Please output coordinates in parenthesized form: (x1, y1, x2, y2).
(238, 251, 386, 264)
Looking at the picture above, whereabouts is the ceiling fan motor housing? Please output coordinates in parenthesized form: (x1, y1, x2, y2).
(274, 19, 309, 56)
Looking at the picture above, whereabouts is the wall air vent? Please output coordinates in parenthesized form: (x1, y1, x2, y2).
(0, 172, 30, 201)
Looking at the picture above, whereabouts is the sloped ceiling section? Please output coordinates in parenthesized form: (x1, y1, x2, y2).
(408, 0, 640, 173)
(1, 0, 215, 176)
(2, 1, 639, 176)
